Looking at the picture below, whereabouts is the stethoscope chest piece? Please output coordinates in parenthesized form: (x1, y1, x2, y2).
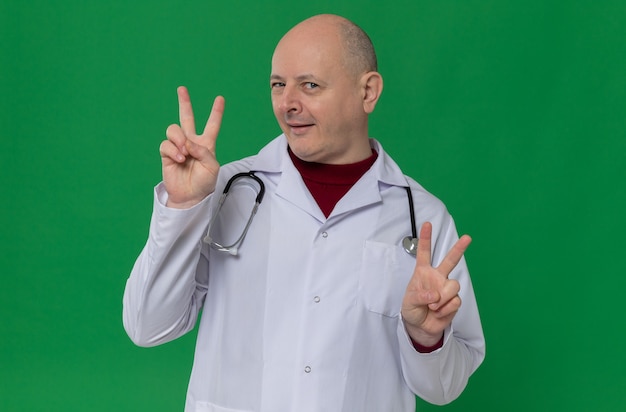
(402, 236, 418, 256)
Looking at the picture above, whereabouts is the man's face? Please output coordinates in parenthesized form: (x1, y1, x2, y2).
(270, 27, 369, 164)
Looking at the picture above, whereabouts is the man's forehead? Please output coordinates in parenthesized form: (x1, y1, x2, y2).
(272, 37, 343, 71)
(270, 51, 340, 82)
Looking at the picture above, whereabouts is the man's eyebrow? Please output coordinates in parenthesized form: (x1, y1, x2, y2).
(270, 73, 322, 82)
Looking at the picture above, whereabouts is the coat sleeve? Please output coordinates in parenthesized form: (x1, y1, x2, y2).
(396, 217, 486, 405)
(122, 183, 213, 347)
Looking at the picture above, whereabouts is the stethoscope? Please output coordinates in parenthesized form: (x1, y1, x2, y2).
(203, 172, 265, 256)
(401, 186, 419, 256)
(204, 172, 419, 256)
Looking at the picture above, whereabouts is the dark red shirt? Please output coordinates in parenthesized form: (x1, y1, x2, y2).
(288, 148, 378, 217)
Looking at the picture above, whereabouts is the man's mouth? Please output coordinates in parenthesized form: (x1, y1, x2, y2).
(286, 122, 314, 135)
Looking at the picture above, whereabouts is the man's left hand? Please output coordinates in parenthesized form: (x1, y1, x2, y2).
(401, 222, 472, 347)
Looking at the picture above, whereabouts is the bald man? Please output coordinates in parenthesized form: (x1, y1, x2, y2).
(124, 14, 485, 412)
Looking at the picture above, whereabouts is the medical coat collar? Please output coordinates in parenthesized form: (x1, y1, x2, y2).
(247, 135, 411, 221)
(249, 134, 410, 188)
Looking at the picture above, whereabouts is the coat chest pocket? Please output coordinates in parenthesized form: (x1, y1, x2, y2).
(359, 240, 414, 318)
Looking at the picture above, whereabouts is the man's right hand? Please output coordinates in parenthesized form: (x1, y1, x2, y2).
(159, 86, 225, 209)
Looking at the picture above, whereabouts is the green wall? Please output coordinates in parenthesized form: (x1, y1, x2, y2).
(2, 1, 624, 410)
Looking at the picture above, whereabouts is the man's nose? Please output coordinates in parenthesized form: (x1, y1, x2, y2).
(277, 87, 301, 113)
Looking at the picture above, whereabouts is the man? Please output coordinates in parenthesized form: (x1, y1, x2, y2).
(123, 14, 485, 412)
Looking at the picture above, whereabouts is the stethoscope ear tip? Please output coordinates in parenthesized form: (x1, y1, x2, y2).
(402, 236, 418, 256)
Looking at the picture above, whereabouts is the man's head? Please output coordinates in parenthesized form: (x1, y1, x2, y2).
(271, 14, 383, 164)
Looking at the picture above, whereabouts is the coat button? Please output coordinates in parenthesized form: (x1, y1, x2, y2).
(304, 366, 312, 373)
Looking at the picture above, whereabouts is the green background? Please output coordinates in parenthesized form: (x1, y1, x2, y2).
(2, 1, 624, 411)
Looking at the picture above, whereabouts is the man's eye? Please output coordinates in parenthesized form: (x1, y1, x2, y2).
(271, 82, 285, 88)
(305, 82, 319, 89)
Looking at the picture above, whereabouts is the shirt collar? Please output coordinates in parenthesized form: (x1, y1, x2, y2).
(250, 134, 409, 189)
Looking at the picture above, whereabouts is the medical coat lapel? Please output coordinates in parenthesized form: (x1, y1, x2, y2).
(249, 134, 409, 222)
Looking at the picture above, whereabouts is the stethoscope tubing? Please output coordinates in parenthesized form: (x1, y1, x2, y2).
(203, 171, 264, 254)
(205, 171, 418, 256)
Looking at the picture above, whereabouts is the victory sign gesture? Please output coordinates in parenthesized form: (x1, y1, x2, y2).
(401, 222, 472, 347)
(160, 86, 225, 209)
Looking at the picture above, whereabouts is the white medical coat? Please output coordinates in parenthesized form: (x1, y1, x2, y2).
(123, 135, 485, 412)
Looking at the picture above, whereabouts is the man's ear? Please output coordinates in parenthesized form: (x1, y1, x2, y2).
(361, 71, 383, 114)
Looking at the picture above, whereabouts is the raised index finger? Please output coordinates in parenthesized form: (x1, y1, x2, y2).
(201, 96, 225, 148)
(177, 86, 197, 136)
(416, 222, 433, 266)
